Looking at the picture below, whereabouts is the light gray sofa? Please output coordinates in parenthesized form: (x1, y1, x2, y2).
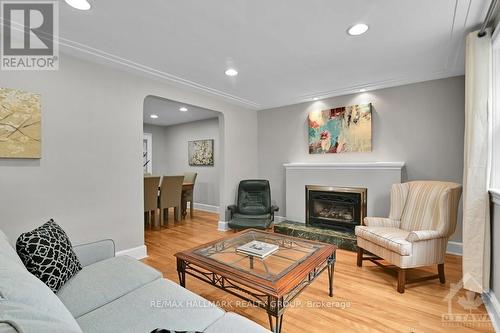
(0, 230, 271, 333)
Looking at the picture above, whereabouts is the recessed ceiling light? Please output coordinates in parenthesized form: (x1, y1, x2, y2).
(150, 114, 158, 119)
(359, 88, 367, 92)
(179, 107, 188, 112)
(225, 68, 238, 77)
(313, 97, 319, 101)
(64, 0, 91, 10)
(348, 23, 369, 36)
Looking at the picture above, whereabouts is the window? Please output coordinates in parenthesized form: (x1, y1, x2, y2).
(143, 133, 152, 174)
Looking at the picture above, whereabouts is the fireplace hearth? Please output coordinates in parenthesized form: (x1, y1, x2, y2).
(306, 185, 367, 233)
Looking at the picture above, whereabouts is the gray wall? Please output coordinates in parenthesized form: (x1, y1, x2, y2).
(143, 118, 220, 206)
(258, 76, 465, 242)
(0, 54, 258, 252)
(143, 123, 169, 175)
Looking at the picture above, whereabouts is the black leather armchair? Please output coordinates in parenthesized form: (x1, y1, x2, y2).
(227, 180, 279, 230)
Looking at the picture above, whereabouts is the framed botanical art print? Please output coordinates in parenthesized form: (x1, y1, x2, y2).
(188, 139, 214, 166)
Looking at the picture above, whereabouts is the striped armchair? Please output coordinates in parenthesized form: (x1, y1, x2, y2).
(355, 181, 462, 293)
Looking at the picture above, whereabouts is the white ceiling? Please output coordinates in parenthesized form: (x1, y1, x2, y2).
(143, 96, 220, 127)
(59, 0, 489, 110)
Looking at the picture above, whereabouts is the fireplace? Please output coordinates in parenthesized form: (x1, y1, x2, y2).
(306, 185, 367, 232)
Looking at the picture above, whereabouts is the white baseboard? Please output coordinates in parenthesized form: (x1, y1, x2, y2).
(446, 241, 463, 255)
(116, 245, 148, 260)
(274, 216, 287, 223)
(193, 203, 219, 213)
(483, 290, 500, 331)
(218, 221, 230, 231)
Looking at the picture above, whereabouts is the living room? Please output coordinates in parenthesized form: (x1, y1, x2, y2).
(1, 1, 500, 333)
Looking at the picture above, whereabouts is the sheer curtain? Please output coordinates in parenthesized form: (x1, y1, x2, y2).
(463, 29, 492, 293)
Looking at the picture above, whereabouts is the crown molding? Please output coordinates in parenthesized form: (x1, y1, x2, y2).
(57, 38, 262, 110)
(261, 69, 464, 110)
(283, 162, 406, 170)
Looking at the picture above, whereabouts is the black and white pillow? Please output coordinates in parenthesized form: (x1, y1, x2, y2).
(16, 219, 82, 293)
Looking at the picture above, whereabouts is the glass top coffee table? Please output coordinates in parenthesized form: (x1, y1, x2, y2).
(174, 229, 337, 333)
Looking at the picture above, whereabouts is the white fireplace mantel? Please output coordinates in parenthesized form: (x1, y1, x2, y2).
(284, 161, 405, 223)
(283, 162, 405, 170)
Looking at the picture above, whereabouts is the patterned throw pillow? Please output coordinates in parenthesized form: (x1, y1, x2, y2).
(16, 219, 82, 293)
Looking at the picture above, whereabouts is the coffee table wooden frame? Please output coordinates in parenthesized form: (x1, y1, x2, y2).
(174, 229, 337, 333)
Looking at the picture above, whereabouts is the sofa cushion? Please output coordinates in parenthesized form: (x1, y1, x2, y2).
(228, 218, 272, 230)
(233, 213, 271, 220)
(57, 255, 162, 318)
(0, 301, 82, 333)
(0, 234, 82, 332)
(355, 226, 412, 256)
(16, 220, 82, 292)
(76, 278, 225, 333)
(204, 313, 271, 333)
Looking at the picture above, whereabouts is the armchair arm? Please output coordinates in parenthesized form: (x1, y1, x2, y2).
(227, 205, 238, 219)
(406, 230, 444, 242)
(363, 217, 400, 228)
(73, 239, 115, 267)
(270, 205, 279, 221)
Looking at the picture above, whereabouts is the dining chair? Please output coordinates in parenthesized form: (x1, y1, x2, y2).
(159, 175, 184, 224)
(144, 176, 160, 228)
(183, 172, 198, 218)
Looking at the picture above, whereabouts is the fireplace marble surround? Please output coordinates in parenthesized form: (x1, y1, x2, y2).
(283, 162, 405, 223)
(274, 162, 404, 251)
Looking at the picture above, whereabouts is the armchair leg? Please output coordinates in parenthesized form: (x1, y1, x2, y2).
(397, 268, 406, 293)
(438, 263, 445, 284)
(356, 247, 363, 267)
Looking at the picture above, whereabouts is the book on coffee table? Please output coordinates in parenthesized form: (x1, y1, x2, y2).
(236, 240, 279, 259)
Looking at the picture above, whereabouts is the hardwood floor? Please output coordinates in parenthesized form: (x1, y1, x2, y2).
(143, 210, 494, 333)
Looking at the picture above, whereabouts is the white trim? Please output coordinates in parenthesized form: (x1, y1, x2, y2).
(274, 216, 287, 223)
(58, 39, 261, 109)
(193, 203, 219, 213)
(491, 189, 500, 206)
(492, 25, 500, 190)
(483, 290, 500, 332)
(289, 71, 464, 109)
(116, 245, 148, 260)
(446, 241, 463, 255)
(218, 221, 230, 231)
(283, 162, 405, 170)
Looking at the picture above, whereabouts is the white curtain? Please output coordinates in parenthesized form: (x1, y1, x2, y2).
(463, 29, 492, 293)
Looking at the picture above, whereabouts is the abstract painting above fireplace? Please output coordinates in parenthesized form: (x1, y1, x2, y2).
(306, 185, 367, 233)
